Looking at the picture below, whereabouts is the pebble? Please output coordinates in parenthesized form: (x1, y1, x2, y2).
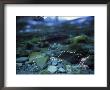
(52, 60, 58, 66)
(58, 67, 66, 73)
(16, 57, 28, 63)
(66, 65, 72, 73)
(58, 63, 64, 68)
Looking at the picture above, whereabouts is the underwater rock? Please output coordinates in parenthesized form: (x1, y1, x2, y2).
(16, 63, 23, 67)
(69, 34, 88, 44)
(66, 65, 72, 74)
(47, 57, 63, 66)
(58, 67, 66, 73)
(71, 64, 81, 74)
(29, 52, 49, 69)
(68, 35, 94, 56)
(16, 57, 28, 63)
(51, 60, 58, 66)
(57, 63, 65, 68)
(50, 57, 58, 66)
(71, 64, 90, 74)
(47, 65, 57, 73)
(68, 43, 93, 57)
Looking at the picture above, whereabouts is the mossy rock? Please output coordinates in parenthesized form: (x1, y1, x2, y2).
(69, 35, 88, 44)
(28, 52, 49, 69)
(68, 43, 93, 57)
(68, 35, 89, 55)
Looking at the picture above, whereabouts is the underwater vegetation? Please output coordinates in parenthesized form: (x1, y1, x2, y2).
(16, 16, 94, 74)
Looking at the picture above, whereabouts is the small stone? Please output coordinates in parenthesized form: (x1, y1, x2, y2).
(16, 63, 22, 67)
(16, 57, 28, 63)
(47, 65, 57, 73)
(50, 57, 58, 66)
(52, 60, 58, 66)
(58, 63, 64, 68)
(71, 65, 81, 74)
(66, 65, 72, 74)
(58, 67, 66, 73)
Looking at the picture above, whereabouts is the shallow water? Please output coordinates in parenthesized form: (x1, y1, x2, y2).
(16, 16, 94, 74)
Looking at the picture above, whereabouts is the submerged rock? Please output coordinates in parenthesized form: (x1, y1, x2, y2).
(16, 63, 23, 67)
(29, 52, 49, 69)
(47, 65, 57, 73)
(71, 65, 81, 74)
(50, 57, 58, 66)
(69, 35, 88, 44)
(16, 57, 28, 63)
(58, 67, 66, 73)
(57, 63, 64, 68)
(66, 65, 72, 74)
(52, 60, 58, 66)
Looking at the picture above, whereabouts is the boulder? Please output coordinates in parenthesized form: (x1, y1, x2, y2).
(69, 35, 88, 44)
